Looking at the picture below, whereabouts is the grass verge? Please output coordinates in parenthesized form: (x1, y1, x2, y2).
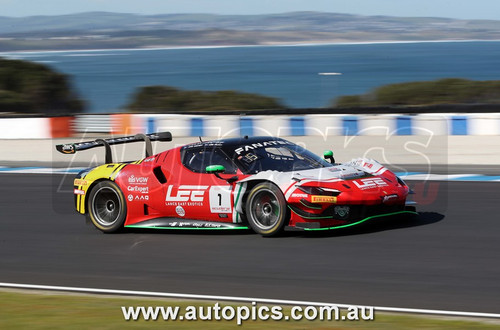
(0, 290, 498, 329)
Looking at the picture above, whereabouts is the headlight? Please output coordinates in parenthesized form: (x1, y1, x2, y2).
(396, 176, 414, 194)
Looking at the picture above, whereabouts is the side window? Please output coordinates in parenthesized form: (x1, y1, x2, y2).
(182, 148, 237, 174)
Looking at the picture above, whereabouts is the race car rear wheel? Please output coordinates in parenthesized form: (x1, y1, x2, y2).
(87, 181, 126, 233)
(246, 182, 288, 236)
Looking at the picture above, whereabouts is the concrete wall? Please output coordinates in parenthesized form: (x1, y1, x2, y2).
(1, 113, 499, 165)
(90, 113, 500, 137)
(2, 113, 500, 139)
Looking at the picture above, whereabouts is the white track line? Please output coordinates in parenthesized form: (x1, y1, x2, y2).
(0, 282, 498, 319)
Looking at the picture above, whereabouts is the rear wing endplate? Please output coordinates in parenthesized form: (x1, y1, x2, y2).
(56, 132, 172, 164)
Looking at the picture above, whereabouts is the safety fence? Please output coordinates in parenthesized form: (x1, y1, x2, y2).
(1, 113, 500, 139)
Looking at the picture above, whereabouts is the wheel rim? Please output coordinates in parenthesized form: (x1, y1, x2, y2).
(249, 189, 281, 230)
(91, 187, 122, 227)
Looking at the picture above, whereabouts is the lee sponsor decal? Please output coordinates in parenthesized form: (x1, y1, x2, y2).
(74, 189, 85, 195)
(127, 186, 149, 194)
(128, 175, 148, 184)
(74, 179, 88, 186)
(353, 177, 388, 190)
(166, 185, 208, 206)
(311, 195, 337, 203)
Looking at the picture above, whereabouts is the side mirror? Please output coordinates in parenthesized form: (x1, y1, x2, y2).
(206, 164, 238, 184)
(323, 150, 335, 164)
(206, 165, 225, 174)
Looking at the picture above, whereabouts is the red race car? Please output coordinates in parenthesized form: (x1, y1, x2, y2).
(56, 132, 416, 236)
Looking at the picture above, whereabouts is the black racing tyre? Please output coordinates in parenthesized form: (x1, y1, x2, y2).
(245, 182, 288, 236)
(86, 181, 127, 233)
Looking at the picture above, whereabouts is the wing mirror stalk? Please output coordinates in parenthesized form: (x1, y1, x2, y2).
(323, 150, 335, 164)
(206, 165, 238, 184)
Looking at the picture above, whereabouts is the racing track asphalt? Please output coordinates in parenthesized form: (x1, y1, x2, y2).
(0, 173, 499, 314)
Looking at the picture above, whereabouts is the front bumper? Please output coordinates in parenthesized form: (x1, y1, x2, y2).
(285, 207, 418, 231)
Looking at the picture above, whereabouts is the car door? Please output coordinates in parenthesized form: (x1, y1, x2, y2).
(164, 145, 239, 222)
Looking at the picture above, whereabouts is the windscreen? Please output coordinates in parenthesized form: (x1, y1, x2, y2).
(231, 142, 332, 174)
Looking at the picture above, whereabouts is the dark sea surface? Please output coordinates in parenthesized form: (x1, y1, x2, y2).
(3, 41, 500, 112)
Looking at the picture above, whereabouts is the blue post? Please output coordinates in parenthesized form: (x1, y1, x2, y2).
(240, 117, 254, 136)
(451, 116, 468, 135)
(342, 116, 359, 136)
(290, 117, 305, 136)
(396, 116, 413, 135)
(190, 117, 204, 136)
(147, 117, 155, 134)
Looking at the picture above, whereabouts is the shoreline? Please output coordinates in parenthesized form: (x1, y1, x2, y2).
(1, 39, 499, 55)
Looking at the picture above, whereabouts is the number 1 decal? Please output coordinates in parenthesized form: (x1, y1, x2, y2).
(209, 186, 232, 213)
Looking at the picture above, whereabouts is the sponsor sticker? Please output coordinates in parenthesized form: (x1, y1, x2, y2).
(166, 185, 208, 206)
(382, 194, 398, 203)
(353, 177, 388, 190)
(61, 144, 75, 154)
(127, 194, 149, 202)
(291, 193, 308, 198)
(239, 153, 259, 163)
(311, 195, 337, 203)
(74, 179, 88, 186)
(128, 175, 148, 184)
(209, 186, 232, 214)
(127, 186, 149, 194)
(73, 189, 85, 195)
(334, 206, 350, 219)
(175, 205, 186, 217)
(165, 221, 224, 228)
(234, 140, 291, 155)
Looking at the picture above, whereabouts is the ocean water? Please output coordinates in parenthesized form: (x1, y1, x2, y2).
(3, 41, 500, 112)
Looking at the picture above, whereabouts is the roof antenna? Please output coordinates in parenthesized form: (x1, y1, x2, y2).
(199, 136, 203, 142)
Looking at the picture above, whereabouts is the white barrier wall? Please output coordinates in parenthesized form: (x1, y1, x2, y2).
(0, 118, 51, 139)
(412, 114, 449, 136)
(3, 113, 500, 139)
(204, 115, 239, 137)
(358, 114, 397, 136)
(304, 115, 343, 136)
(468, 113, 500, 135)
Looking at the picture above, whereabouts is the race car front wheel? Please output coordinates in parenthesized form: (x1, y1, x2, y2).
(87, 181, 127, 233)
(246, 182, 288, 236)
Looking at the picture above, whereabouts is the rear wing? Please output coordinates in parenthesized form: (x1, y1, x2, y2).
(56, 132, 172, 164)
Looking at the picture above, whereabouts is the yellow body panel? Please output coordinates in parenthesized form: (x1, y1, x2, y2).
(74, 163, 128, 214)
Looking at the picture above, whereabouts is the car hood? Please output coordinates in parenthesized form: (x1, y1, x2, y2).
(238, 161, 373, 192)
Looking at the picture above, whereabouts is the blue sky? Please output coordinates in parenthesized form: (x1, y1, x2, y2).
(0, 0, 499, 20)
